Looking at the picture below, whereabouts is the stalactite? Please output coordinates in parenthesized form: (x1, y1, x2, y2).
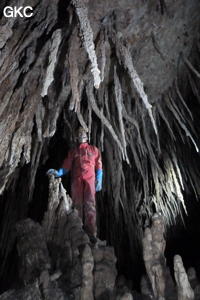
(175, 79, 193, 120)
(95, 29, 107, 84)
(100, 33, 106, 83)
(71, 0, 101, 89)
(86, 82, 125, 159)
(188, 72, 200, 104)
(183, 55, 200, 79)
(68, 28, 80, 111)
(141, 117, 160, 171)
(100, 107, 104, 151)
(152, 153, 185, 225)
(113, 148, 123, 219)
(76, 102, 89, 132)
(35, 101, 45, 142)
(104, 88, 111, 121)
(116, 40, 158, 136)
(167, 93, 199, 153)
(88, 102, 92, 143)
(157, 101, 176, 140)
(28, 141, 43, 203)
(129, 139, 144, 179)
(170, 159, 187, 214)
(114, 66, 129, 164)
(41, 29, 62, 97)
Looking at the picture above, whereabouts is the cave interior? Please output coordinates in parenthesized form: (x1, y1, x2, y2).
(0, 0, 200, 298)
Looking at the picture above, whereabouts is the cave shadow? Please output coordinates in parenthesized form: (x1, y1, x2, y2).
(165, 193, 200, 280)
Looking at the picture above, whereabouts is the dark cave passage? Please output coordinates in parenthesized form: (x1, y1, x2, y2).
(166, 197, 200, 278)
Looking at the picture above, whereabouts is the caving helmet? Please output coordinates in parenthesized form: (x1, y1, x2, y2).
(76, 127, 88, 143)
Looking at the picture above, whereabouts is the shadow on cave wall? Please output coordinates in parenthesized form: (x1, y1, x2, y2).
(166, 196, 200, 279)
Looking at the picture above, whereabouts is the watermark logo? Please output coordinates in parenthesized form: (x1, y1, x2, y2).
(3, 6, 33, 18)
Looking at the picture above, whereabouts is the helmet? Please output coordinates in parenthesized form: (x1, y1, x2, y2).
(77, 127, 88, 143)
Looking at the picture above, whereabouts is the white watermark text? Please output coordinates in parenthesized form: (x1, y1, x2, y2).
(3, 6, 33, 18)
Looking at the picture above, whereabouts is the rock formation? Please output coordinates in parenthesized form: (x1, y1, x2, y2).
(0, 176, 118, 299)
(0, 175, 199, 299)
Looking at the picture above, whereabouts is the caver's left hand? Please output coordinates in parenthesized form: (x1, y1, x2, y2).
(95, 169, 103, 191)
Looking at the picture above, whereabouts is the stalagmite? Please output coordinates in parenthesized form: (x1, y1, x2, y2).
(140, 276, 153, 298)
(16, 219, 50, 285)
(187, 268, 200, 299)
(0, 284, 43, 300)
(117, 292, 133, 300)
(0, 174, 120, 299)
(174, 255, 194, 300)
(93, 247, 117, 299)
(142, 227, 156, 297)
(142, 213, 175, 299)
(81, 245, 94, 300)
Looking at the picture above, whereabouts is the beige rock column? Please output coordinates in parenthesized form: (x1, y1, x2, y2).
(142, 213, 167, 299)
(174, 255, 194, 300)
(81, 244, 94, 300)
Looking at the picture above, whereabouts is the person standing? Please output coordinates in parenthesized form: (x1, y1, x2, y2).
(47, 127, 103, 244)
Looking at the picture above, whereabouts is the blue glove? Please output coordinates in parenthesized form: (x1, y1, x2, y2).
(47, 168, 68, 177)
(95, 169, 103, 192)
(56, 168, 68, 177)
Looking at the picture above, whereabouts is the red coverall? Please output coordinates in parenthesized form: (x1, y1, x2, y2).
(62, 142, 102, 236)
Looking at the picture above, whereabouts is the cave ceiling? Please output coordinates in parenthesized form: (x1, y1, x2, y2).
(88, 0, 200, 100)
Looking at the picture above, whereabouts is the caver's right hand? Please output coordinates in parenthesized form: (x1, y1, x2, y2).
(46, 168, 68, 177)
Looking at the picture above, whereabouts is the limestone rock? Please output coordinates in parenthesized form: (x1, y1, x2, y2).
(174, 255, 194, 300)
(93, 246, 117, 299)
(16, 219, 50, 285)
(81, 244, 94, 300)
